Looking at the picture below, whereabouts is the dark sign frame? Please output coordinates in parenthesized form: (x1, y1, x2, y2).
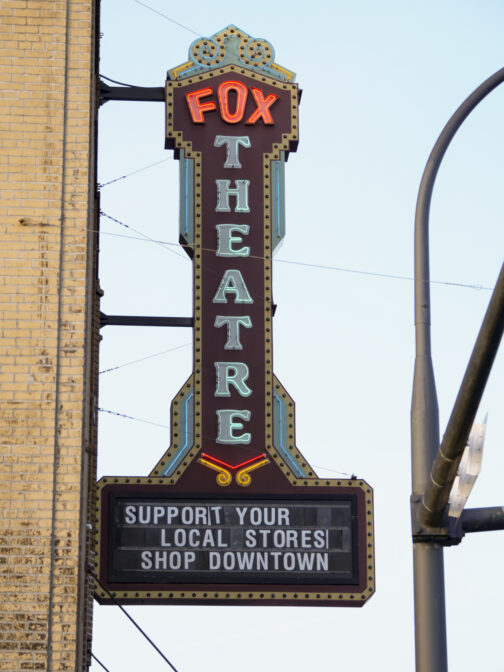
(95, 479, 374, 606)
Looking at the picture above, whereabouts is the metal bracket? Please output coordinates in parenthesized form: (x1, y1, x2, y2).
(100, 312, 193, 328)
(411, 497, 504, 545)
(410, 495, 464, 546)
(99, 81, 164, 106)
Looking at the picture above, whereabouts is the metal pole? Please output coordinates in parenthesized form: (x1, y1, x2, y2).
(412, 66, 504, 672)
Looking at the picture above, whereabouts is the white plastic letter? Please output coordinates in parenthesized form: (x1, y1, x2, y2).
(215, 179, 250, 213)
(213, 269, 253, 304)
(216, 409, 251, 444)
(213, 135, 251, 168)
(214, 315, 252, 349)
(215, 224, 250, 257)
(215, 362, 252, 397)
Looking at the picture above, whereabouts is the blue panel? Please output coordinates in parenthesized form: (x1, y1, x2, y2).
(161, 390, 194, 476)
(273, 391, 305, 478)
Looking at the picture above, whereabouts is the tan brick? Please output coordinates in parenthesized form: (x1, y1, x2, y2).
(0, 2, 98, 670)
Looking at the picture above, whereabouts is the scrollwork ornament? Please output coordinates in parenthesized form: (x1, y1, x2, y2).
(190, 37, 224, 68)
(238, 37, 274, 68)
(216, 469, 232, 486)
(236, 458, 270, 487)
(198, 456, 232, 486)
(236, 468, 252, 487)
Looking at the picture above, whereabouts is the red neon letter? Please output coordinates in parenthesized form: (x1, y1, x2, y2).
(186, 87, 216, 123)
(246, 87, 278, 125)
(218, 81, 248, 124)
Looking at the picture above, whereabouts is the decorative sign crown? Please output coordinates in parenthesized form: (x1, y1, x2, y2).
(167, 25, 295, 82)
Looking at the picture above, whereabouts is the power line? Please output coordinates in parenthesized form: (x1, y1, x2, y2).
(100, 210, 186, 260)
(96, 406, 361, 477)
(100, 74, 135, 87)
(133, 0, 201, 36)
(98, 224, 493, 291)
(311, 464, 357, 479)
(98, 407, 171, 430)
(100, 342, 191, 375)
(99, 158, 170, 188)
(91, 653, 111, 672)
(90, 569, 180, 672)
(17, 215, 495, 292)
(275, 257, 487, 290)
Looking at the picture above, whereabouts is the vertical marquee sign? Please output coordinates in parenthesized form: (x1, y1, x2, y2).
(95, 26, 375, 607)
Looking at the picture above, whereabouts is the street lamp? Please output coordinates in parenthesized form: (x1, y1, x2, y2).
(411, 66, 504, 672)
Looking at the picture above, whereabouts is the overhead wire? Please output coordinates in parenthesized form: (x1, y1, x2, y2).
(96, 407, 361, 477)
(14, 214, 495, 292)
(98, 218, 493, 292)
(99, 74, 136, 87)
(99, 342, 191, 375)
(133, 0, 201, 37)
(100, 210, 186, 260)
(91, 653, 111, 672)
(99, 158, 170, 188)
(89, 569, 180, 672)
(98, 407, 171, 430)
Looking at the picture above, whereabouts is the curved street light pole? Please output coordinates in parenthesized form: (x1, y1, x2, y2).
(411, 66, 504, 672)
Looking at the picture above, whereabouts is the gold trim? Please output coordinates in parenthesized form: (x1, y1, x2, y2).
(236, 458, 270, 486)
(149, 375, 194, 482)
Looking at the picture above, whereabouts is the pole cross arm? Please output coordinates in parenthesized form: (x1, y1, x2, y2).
(420, 262, 504, 528)
(461, 506, 504, 533)
(412, 65, 504, 528)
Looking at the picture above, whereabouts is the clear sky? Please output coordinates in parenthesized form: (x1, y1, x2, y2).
(92, 2, 504, 670)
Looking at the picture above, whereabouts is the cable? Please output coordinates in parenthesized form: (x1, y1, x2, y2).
(90, 569, 179, 672)
(99, 342, 191, 375)
(100, 210, 186, 260)
(100, 74, 135, 87)
(99, 225, 493, 291)
(98, 407, 171, 430)
(97, 408, 256, 457)
(311, 464, 357, 478)
(99, 158, 170, 188)
(275, 257, 490, 291)
(91, 653, 111, 672)
(98, 211, 495, 291)
(96, 407, 357, 475)
(17, 215, 495, 292)
(133, 0, 201, 36)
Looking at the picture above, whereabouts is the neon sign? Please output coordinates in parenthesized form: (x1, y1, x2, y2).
(185, 83, 278, 124)
(95, 25, 375, 607)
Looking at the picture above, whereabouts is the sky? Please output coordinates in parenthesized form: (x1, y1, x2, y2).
(92, 2, 504, 670)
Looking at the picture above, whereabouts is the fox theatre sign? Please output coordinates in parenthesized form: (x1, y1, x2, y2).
(95, 26, 375, 607)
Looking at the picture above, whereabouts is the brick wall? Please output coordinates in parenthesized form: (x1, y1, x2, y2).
(0, 1, 99, 669)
